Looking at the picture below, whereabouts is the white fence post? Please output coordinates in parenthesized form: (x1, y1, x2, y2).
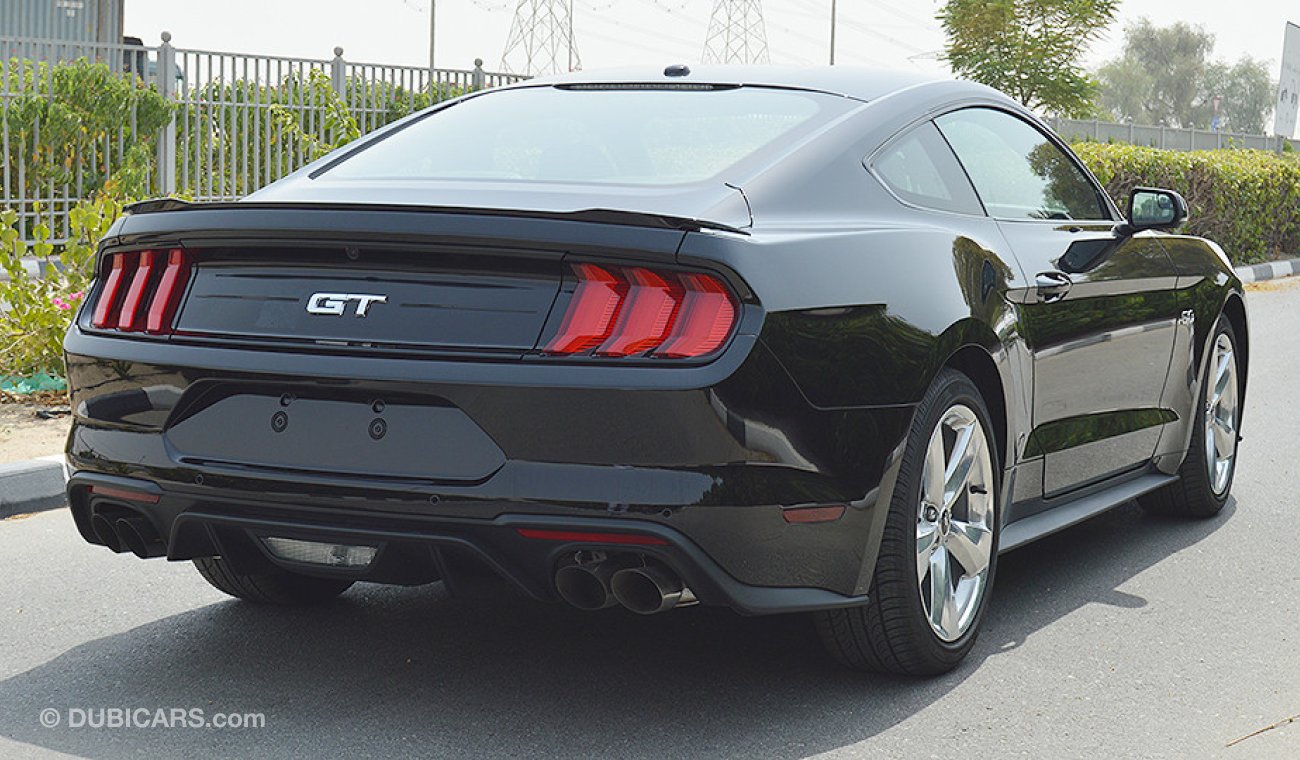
(156, 31, 177, 196)
(472, 58, 485, 91)
(331, 46, 346, 97)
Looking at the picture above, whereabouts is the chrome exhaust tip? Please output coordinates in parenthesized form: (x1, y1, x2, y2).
(554, 554, 638, 611)
(555, 565, 616, 611)
(610, 563, 697, 615)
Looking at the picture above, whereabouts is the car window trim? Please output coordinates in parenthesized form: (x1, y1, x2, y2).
(864, 121, 989, 219)
(863, 120, 982, 218)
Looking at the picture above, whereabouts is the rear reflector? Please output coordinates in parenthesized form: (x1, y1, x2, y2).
(781, 505, 847, 524)
(89, 485, 161, 504)
(90, 248, 192, 335)
(544, 263, 737, 359)
(515, 528, 669, 546)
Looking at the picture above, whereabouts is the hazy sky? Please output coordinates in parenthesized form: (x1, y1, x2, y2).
(123, 1, 1296, 79)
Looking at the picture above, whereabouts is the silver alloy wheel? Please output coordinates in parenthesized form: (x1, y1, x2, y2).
(1205, 332, 1239, 496)
(916, 404, 995, 642)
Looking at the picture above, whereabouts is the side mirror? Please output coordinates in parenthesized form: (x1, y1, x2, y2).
(1120, 187, 1188, 234)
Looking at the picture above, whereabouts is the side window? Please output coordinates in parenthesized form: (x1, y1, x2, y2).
(934, 108, 1109, 221)
(871, 122, 983, 215)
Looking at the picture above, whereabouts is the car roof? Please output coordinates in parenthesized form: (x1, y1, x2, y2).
(523, 64, 959, 103)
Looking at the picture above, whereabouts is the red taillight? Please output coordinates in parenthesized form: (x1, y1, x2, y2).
(116, 249, 158, 331)
(89, 248, 191, 335)
(146, 249, 191, 334)
(596, 268, 681, 357)
(543, 263, 627, 354)
(91, 252, 133, 328)
(655, 273, 736, 359)
(544, 263, 737, 359)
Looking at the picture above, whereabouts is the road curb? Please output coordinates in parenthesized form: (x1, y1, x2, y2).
(1236, 257, 1300, 283)
(0, 456, 66, 518)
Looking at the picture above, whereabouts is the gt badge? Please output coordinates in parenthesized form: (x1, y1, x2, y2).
(306, 292, 388, 317)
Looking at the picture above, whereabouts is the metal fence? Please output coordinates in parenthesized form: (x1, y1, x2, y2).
(1047, 117, 1300, 153)
(1, 33, 527, 242)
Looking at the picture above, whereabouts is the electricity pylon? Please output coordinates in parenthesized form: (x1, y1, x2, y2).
(702, 0, 770, 64)
(501, 0, 581, 76)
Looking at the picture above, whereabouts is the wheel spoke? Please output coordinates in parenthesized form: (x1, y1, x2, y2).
(940, 582, 961, 638)
(1212, 416, 1235, 460)
(916, 523, 938, 583)
(923, 428, 946, 508)
(943, 422, 978, 507)
(946, 519, 991, 577)
(927, 544, 952, 632)
(1213, 348, 1234, 403)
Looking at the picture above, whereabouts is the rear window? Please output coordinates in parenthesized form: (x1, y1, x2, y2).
(321, 85, 848, 185)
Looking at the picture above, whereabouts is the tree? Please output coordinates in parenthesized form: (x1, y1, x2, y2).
(938, 0, 1119, 117)
(1098, 20, 1213, 127)
(1097, 20, 1277, 133)
(1201, 58, 1276, 134)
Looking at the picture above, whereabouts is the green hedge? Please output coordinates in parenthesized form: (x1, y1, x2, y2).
(1072, 142, 1300, 265)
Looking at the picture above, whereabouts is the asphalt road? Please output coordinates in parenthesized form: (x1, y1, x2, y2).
(2, 282, 1298, 759)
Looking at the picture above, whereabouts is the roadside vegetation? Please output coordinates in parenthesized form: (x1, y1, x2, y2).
(1074, 142, 1300, 264)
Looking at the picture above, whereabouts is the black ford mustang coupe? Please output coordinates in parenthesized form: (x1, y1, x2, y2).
(65, 66, 1247, 675)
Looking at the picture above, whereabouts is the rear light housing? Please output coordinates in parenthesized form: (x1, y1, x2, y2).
(543, 263, 738, 360)
(88, 249, 192, 335)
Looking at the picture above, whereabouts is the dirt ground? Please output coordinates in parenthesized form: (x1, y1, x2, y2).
(0, 402, 70, 464)
(1245, 276, 1300, 293)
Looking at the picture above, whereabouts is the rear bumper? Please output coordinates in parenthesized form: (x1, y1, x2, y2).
(63, 327, 917, 609)
(68, 471, 870, 615)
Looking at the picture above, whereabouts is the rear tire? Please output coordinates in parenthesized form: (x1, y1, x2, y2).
(1139, 316, 1241, 519)
(193, 556, 354, 605)
(815, 368, 999, 675)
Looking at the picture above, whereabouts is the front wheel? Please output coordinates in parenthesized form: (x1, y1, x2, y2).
(815, 368, 999, 675)
(1140, 315, 1241, 518)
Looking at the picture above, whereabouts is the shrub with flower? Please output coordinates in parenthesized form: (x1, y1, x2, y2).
(1, 196, 122, 379)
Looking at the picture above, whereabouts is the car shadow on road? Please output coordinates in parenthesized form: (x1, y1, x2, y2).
(0, 498, 1234, 758)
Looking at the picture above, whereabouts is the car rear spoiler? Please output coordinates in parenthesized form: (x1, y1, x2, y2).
(122, 198, 750, 236)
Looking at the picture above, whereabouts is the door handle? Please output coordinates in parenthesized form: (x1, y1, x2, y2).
(1035, 271, 1072, 302)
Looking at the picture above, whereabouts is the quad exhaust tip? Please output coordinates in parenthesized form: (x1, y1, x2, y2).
(554, 554, 640, 611)
(90, 507, 166, 559)
(555, 553, 697, 614)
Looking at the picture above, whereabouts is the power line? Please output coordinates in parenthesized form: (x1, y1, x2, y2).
(579, 11, 700, 58)
(702, 0, 770, 64)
